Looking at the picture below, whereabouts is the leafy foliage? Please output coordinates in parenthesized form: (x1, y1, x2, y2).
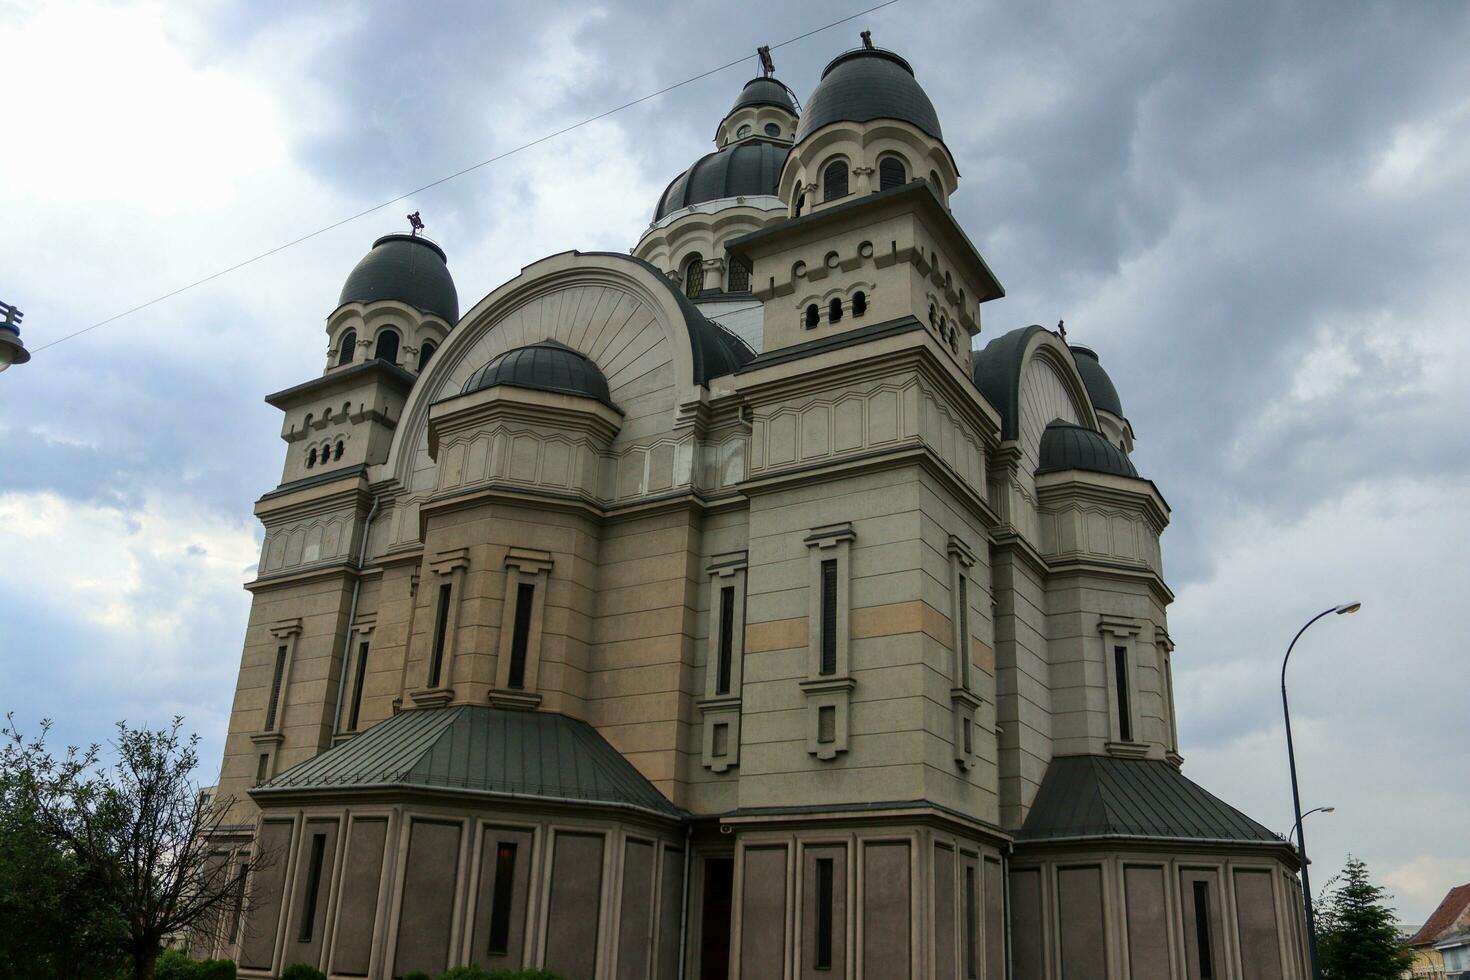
(0, 714, 271, 980)
(279, 963, 327, 980)
(434, 970, 563, 980)
(401, 972, 435, 980)
(1315, 855, 1415, 980)
(155, 949, 238, 980)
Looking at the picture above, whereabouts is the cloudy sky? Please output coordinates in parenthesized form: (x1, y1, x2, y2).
(2, 0, 1466, 924)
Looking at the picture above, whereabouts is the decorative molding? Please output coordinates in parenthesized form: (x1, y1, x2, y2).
(1105, 741, 1151, 759)
(268, 618, 303, 639)
(409, 688, 454, 709)
(503, 546, 554, 575)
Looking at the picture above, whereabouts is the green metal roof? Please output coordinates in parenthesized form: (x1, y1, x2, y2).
(1018, 755, 1283, 846)
(253, 705, 683, 820)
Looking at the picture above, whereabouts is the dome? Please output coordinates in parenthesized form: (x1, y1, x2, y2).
(654, 140, 790, 221)
(338, 234, 459, 323)
(730, 76, 798, 114)
(1037, 421, 1138, 479)
(796, 48, 943, 142)
(462, 339, 617, 410)
(1069, 346, 1124, 418)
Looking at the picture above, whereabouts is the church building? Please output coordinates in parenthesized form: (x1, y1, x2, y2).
(204, 37, 1310, 979)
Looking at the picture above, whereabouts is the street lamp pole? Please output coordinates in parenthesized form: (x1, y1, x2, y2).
(1283, 602, 1360, 980)
(1287, 806, 1335, 847)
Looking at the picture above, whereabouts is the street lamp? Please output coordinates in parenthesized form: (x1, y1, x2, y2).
(0, 300, 30, 373)
(1283, 602, 1361, 980)
(1287, 805, 1336, 847)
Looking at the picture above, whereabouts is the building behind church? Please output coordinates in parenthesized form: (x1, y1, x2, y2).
(199, 37, 1311, 979)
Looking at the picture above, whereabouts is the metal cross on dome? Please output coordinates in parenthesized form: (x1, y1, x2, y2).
(407, 211, 425, 236)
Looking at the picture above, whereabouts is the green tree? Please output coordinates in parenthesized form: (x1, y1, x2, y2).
(1, 715, 271, 980)
(1315, 855, 1414, 980)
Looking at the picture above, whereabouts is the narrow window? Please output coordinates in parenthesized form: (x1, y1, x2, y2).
(373, 328, 400, 365)
(712, 723, 729, 758)
(815, 857, 834, 970)
(716, 585, 735, 696)
(728, 255, 751, 293)
(928, 302, 937, 327)
(852, 291, 867, 317)
(487, 842, 518, 956)
(297, 833, 326, 942)
(264, 646, 287, 730)
(1115, 645, 1132, 742)
(507, 581, 536, 689)
(226, 864, 247, 945)
(929, 170, 943, 193)
(879, 157, 907, 191)
(820, 558, 837, 675)
(255, 753, 270, 786)
(337, 329, 356, 366)
(822, 160, 849, 202)
(428, 582, 452, 688)
(964, 865, 978, 978)
(805, 304, 820, 329)
(684, 253, 705, 299)
(963, 718, 973, 755)
(957, 574, 971, 689)
(306, 447, 317, 468)
(829, 298, 842, 323)
(417, 341, 437, 371)
(334, 440, 344, 461)
(795, 191, 806, 217)
(1193, 880, 1214, 979)
(818, 705, 836, 744)
(347, 640, 369, 732)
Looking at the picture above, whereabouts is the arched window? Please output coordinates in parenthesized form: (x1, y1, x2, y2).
(929, 170, 943, 195)
(805, 304, 819, 329)
(736, 123, 752, 139)
(418, 341, 437, 372)
(853, 291, 867, 317)
(337, 329, 357, 366)
(374, 329, 400, 365)
(879, 157, 907, 191)
(727, 256, 751, 293)
(307, 447, 317, 468)
(829, 298, 843, 323)
(794, 191, 806, 217)
(822, 160, 849, 202)
(928, 303, 937, 327)
(683, 254, 705, 299)
(334, 440, 344, 461)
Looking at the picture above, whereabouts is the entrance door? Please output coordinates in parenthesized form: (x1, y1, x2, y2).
(699, 857, 734, 980)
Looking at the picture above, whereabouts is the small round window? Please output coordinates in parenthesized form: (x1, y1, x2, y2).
(736, 124, 752, 138)
(764, 123, 781, 137)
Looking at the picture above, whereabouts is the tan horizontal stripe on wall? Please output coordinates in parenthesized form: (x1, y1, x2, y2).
(744, 616, 807, 653)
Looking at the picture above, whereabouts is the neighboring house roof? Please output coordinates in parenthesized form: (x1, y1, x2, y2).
(1018, 755, 1283, 845)
(461, 339, 619, 411)
(1411, 883, 1470, 946)
(252, 705, 684, 820)
(1037, 420, 1139, 479)
(338, 233, 459, 323)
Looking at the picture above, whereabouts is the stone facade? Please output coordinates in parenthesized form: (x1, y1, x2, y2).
(200, 40, 1308, 980)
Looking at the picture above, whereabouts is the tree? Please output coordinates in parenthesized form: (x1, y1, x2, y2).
(1315, 855, 1415, 980)
(1, 715, 271, 980)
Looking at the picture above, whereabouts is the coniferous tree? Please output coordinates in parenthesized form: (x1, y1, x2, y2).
(1315, 855, 1414, 980)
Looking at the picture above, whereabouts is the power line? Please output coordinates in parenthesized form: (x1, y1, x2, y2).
(33, 0, 902, 355)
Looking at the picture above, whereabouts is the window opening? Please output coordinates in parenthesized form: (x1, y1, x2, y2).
(429, 582, 452, 688)
(958, 574, 971, 688)
(348, 640, 369, 732)
(264, 646, 287, 730)
(879, 157, 907, 191)
(297, 833, 326, 943)
(728, 256, 751, 293)
(1193, 880, 1214, 979)
(828, 298, 842, 323)
(507, 582, 536, 689)
(820, 558, 837, 675)
(822, 160, 849, 202)
(764, 122, 781, 136)
(488, 841, 518, 956)
(716, 585, 735, 695)
(337, 329, 356, 366)
(373, 329, 399, 365)
(852, 291, 867, 317)
(418, 341, 437, 371)
(964, 865, 978, 978)
(306, 447, 316, 468)
(1114, 645, 1132, 742)
(334, 440, 344, 461)
(818, 705, 836, 744)
(805, 304, 820, 329)
(255, 753, 269, 786)
(684, 254, 705, 299)
(815, 857, 834, 970)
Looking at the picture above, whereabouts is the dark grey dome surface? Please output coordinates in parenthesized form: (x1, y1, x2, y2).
(1037, 421, 1138, 479)
(655, 140, 790, 221)
(1069, 346, 1124, 418)
(338, 234, 459, 323)
(462, 339, 617, 410)
(796, 48, 942, 142)
(972, 324, 1050, 441)
(730, 76, 797, 114)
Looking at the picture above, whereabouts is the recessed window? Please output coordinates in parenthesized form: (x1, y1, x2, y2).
(879, 157, 907, 191)
(805, 304, 820, 329)
(828, 298, 842, 323)
(1115, 645, 1132, 742)
(488, 842, 518, 956)
(820, 558, 837, 676)
(429, 582, 452, 688)
(764, 122, 781, 137)
(822, 160, 849, 202)
(333, 440, 344, 461)
(374, 328, 400, 365)
(255, 753, 270, 786)
(964, 865, 978, 978)
(298, 833, 327, 943)
(957, 574, 970, 689)
(683, 254, 705, 299)
(306, 447, 317, 468)
(337, 329, 357, 366)
(1193, 880, 1215, 979)
(794, 191, 806, 217)
(736, 123, 752, 138)
(264, 645, 287, 730)
(852, 291, 867, 317)
(712, 722, 729, 758)
(815, 857, 834, 970)
(716, 585, 735, 696)
(817, 705, 836, 743)
(348, 640, 369, 732)
(507, 582, 536, 689)
(728, 256, 751, 293)
(418, 341, 437, 371)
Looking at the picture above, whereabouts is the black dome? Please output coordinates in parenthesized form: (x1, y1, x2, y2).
(1037, 421, 1138, 479)
(462, 340, 617, 410)
(796, 48, 942, 142)
(654, 140, 790, 221)
(730, 76, 798, 114)
(338, 234, 459, 323)
(1069, 346, 1124, 418)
